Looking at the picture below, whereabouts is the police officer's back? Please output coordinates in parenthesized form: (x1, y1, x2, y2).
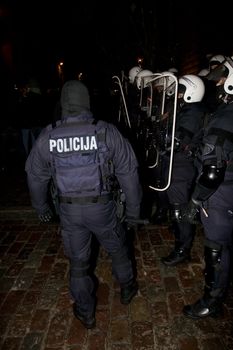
(25, 80, 142, 329)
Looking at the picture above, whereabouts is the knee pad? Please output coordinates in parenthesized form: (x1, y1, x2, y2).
(204, 239, 222, 288)
(204, 239, 222, 266)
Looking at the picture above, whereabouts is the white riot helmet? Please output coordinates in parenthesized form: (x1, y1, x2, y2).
(209, 54, 225, 69)
(136, 69, 153, 89)
(154, 71, 176, 96)
(208, 57, 233, 95)
(168, 67, 178, 75)
(178, 74, 205, 103)
(198, 68, 210, 77)
(128, 66, 142, 84)
(223, 59, 233, 94)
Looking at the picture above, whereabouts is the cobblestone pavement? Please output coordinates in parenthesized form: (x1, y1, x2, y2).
(0, 170, 233, 350)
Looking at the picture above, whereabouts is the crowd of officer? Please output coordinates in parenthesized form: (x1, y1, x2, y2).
(22, 53, 233, 328)
(122, 54, 233, 320)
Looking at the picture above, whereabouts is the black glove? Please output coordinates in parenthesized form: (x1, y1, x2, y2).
(182, 198, 201, 225)
(38, 208, 53, 223)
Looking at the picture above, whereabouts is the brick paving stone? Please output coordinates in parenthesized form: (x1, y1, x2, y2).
(1, 253, 15, 268)
(45, 310, 71, 347)
(96, 282, 110, 307)
(37, 289, 59, 309)
(151, 301, 169, 325)
(65, 317, 87, 347)
(147, 285, 167, 303)
(88, 332, 107, 350)
(200, 337, 227, 350)
(0, 336, 23, 350)
(145, 268, 161, 284)
(110, 318, 130, 343)
(28, 272, 49, 290)
(131, 321, 154, 350)
(0, 315, 13, 338)
(17, 290, 41, 313)
(30, 309, 51, 332)
(110, 345, 132, 350)
(0, 290, 25, 315)
(154, 324, 179, 350)
(130, 296, 150, 322)
(111, 293, 129, 319)
(5, 261, 24, 277)
(24, 251, 44, 268)
(0, 292, 7, 306)
(163, 276, 180, 292)
(0, 267, 6, 278)
(37, 256, 55, 273)
(177, 266, 198, 289)
(12, 268, 37, 290)
(168, 292, 185, 315)
(55, 287, 72, 312)
(7, 312, 33, 337)
(0, 277, 15, 292)
(20, 332, 44, 350)
(95, 309, 110, 332)
(0, 245, 11, 257)
(7, 242, 25, 255)
(178, 336, 199, 350)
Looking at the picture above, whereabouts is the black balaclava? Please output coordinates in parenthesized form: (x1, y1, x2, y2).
(60, 80, 90, 118)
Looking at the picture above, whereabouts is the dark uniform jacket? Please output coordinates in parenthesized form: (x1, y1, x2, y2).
(25, 111, 142, 219)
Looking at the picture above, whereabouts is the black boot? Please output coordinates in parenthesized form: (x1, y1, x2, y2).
(120, 280, 138, 305)
(73, 303, 96, 329)
(161, 246, 191, 266)
(161, 206, 194, 266)
(183, 290, 223, 319)
(183, 240, 225, 319)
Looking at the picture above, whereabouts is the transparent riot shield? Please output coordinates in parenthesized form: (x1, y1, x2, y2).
(112, 73, 131, 129)
(139, 72, 178, 192)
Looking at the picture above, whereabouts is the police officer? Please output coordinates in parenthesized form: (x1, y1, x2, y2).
(182, 57, 233, 319)
(161, 74, 206, 266)
(25, 80, 142, 329)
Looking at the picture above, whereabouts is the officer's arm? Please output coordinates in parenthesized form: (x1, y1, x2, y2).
(108, 125, 142, 219)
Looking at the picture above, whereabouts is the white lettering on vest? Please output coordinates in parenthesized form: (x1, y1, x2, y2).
(49, 136, 98, 153)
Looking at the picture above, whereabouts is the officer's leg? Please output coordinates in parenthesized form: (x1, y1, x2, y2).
(106, 222, 138, 305)
(87, 201, 138, 304)
(60, 211, 96, 327)
(183, 239, 227, 319)
(161, 162, 196, 266)
(97, 221, 135, 283)
(152, 191, 170, 225)
(183, 204, 233, 319)
(161, 203, 195, 266)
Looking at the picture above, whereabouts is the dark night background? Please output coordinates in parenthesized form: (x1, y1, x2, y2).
(0, 0, 233, 121)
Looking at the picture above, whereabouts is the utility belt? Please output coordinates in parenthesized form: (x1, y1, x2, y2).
(59, 192, 113, 205)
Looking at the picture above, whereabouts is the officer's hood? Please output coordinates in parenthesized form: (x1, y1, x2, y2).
(61, 80, 90, 119)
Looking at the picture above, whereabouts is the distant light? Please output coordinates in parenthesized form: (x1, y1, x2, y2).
(78, 72, 83, 80)
(59, 61, 64, 66)
(137, 57, 144, 67)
